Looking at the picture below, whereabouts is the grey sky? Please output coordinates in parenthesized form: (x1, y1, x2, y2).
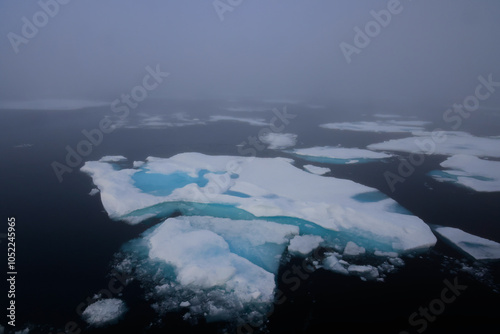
(1, 0, 499, 105)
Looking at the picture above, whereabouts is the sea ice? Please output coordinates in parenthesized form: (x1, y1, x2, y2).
(0, 99, 107, 110)
(320, 121, 427, 133)
(288, 235, 324, 256)
(225, 106, 270, 112)
(374, 250, 398, 258)
(81, 153, 436, 253)
(209, 115, 269, 126)
(347, 265, 379, 280)
(83, 153, 438, 323)
(291, 146, 391, 164)
(98, 156, 127, 162)
(429, 155, 500, 192)
(260, 133, 297, 149)
(133, 161, 145, 168)
(82, 298, 127, 327)
(116, 216, 298, 323)
(88, 188, 99, 196)
(323, 254, 349, 275)
(303, 164, 330, 175)
(433, 226, 500, 260)
(343, 241, 366, 256)
(368, 131, 500, 158)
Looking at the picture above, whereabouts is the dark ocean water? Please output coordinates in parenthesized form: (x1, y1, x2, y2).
(1, 99, 499, 333)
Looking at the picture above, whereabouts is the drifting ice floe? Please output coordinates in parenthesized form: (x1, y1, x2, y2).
(291, 146, 391, 164)
(209, 115, 269, 126)
(368, 131, 500, 158)
(225, 106, 270, 112)
(433, 226, 500, 260)
(82, 153, 436, 322)
(429, 155, 500, 192)
(303, 164, 330, 175)
(0, 99, 107, 111)
(82, 298, 127, 327)
(81, 153, 435, 252)
(98, 156, 127, 163)
(320, 121, 427, 133)
(88, 188, 99, 196)
(260, 133, 297, 149)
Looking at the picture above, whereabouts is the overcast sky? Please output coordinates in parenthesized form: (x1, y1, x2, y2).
(1, 0, 499, 105)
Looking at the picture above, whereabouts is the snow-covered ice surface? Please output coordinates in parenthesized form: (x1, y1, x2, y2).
(116, 216, 298, 323)
(428, 155, 500, 192)
(368, 131, 500, 158)
(81, 153, 436, 253)
(260, 133, 297, 149)
(290, 146, 391, 164)
(303, 164, 330, 175)
(82, 298, 127, 327)
(433, 226, 500, 261)
(82, 153, 437, 323)
(320, 120, 428, 133)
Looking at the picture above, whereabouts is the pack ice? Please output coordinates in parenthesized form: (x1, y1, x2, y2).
(82, 153, 436, 322)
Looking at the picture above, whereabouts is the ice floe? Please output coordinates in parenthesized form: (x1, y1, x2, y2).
(0, 99, 108, 111)
(82, 298, 127, 327)
(323, 254, 349, 275)
(82, 153, 437, 323)
(225, 106, 270, 112)
(343, 241, 366, 256)
(81, 153, 436, 252)
(368, 131, 500, 158)
(98, 156, 127, 163)
(428, 155, 500, 192)
(290, 146, 391, 164)
(288, 235, 324, 256)
(433, 226, 500, 260)
(303, 165, 330, 175)
(260, 133, 297, 149)
(320, 121, 428, 133)
(209, 115, 268, 126)
(88, 188, 99, 196)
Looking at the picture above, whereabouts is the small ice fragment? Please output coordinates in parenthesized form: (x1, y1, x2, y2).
(343, 241, 366, 256)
